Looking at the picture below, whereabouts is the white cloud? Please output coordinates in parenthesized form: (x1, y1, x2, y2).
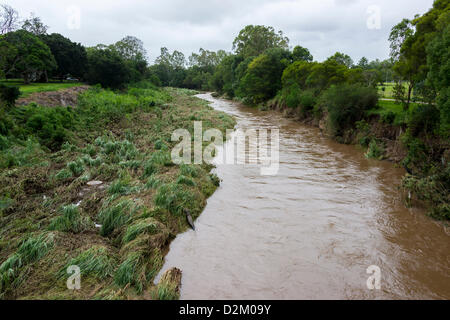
(5, 0, 434, 62)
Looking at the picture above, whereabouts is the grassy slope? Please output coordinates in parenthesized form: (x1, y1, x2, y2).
(0, 79, 83, 97)
(0, 85, 235, 300)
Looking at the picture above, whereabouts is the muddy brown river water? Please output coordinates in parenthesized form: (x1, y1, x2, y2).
(157, 93, 450, 300)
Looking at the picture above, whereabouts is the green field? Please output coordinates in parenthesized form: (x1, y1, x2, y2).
(368, 99, 420, 126)
(0, 79, 83, 97)
(377, 82, 413, 100)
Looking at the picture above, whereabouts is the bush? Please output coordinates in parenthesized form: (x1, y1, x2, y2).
(408, 104, 440, 137)
(0, 85, 21, 107)
(321, 84, 378, 136)
(365, 140, 385, 160)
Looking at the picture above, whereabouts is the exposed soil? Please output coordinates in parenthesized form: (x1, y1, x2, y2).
(16, 86, 90, 107)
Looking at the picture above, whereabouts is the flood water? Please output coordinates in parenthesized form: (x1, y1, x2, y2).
(157, 93, 450, 300)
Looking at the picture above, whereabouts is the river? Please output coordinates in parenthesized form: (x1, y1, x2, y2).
(157, 93, 450, 300)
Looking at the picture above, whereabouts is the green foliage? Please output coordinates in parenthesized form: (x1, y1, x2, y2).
(122, 219, 161, 244)
(365, 140, 385, 160)
(0, 30, 56, 83)
(114, 252, 146, 293)
(176, 175, 196, 187)
(85, 46, 132, 89)
(232, 25, 289, 58)
(0, 84, 20, 107)
(41, 33, 88, 80)
(59, 246, 115, 280)
(154, 183, 196, 216)
(0, 233, 54, 297)
(98, 200, 136, 237)
(408, 104, 441, 137)
(403, 165, 450, 220)
(67, 159, 85, 176)
(180, 164, 199, 178)
(48, 205, 92, 233)
(239, 48, 291, 103)
(321, 84, 378, 136)
(153, 281, 179, 300)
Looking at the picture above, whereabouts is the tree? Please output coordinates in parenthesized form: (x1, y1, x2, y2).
(232, 25, 289, 58)
(357, 57, 369, 69)
(292, 45, 313, 62)
(327, 52, 354, 68)
(0, 4, 19, 35)
(239, 48, 291, 103)
(85, 47, 131, 89)
(41, 33, 87, 80)
(0, 30, 56, 83)
(113, 36, 147, 62)
(22, 13, 48, 36)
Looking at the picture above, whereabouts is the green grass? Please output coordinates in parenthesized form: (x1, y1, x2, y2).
(377, 82, 409, 99)
(122, 219, 161, 244)
(48, 205, 92, 233)
(369, 100, 420, 126)
(114, 252, 146, 293)
(59, 246, 115, 280)
(98, 200, 137, 237)
(0, 79, 83, 98)
(0, 84, 236, 299)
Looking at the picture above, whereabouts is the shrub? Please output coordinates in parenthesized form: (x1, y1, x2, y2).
(321, 84, 378, 137)
(0, 85, 21, 107)
(67, 159, 85, 176)
(365, 140, 385, 160)
(408, 104, 440, 137)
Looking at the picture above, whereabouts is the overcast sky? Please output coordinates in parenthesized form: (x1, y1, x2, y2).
(7, 0, 434, 63)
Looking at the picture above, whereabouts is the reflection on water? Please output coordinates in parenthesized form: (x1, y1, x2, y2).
(157, 93, 450, 300)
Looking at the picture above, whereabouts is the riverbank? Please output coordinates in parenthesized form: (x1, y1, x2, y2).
(0, 85, 235, 299)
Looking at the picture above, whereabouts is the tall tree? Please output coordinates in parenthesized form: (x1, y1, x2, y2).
(22, 13, 48, 36)
(292, 45, 313, 62)
(232, 25, 289, 58)
(0, 4, 19, 35)
(0, 30, 56, 83)
(41, 33, 87, 80)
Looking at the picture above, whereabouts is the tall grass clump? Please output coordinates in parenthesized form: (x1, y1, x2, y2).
(48, 205, 92, 233)
(114, 252, 146, 293)
(98, 200, 137, 237)
(122, 219, 162, 244)
(0, 233, 55, 297)
(154, 183, 196, 216)
(58, 246, 115, 280)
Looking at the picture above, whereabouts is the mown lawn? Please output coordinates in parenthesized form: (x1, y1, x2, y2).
(0, 79, 83, 97)
(377, 82, 409, 99)
(368, 99, 420, 126)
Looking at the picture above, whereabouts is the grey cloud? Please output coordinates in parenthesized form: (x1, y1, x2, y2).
(6, 0, 434, 62)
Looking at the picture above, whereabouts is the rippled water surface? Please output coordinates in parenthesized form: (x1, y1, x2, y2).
(157, 94, 450, 300)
